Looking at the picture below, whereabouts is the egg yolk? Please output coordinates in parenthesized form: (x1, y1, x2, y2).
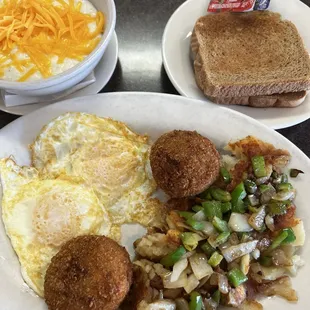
(32, 192, 81, 247)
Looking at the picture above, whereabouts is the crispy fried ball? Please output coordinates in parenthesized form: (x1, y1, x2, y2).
(150, 130, 220, 197)
(44, 235, 132, 310)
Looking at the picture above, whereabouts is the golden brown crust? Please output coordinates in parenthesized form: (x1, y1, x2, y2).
(44, 235, 132, 310)
(150, 130, 220, 198)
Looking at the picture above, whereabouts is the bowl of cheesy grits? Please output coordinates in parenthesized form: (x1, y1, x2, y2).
(0, 0, 116, 96)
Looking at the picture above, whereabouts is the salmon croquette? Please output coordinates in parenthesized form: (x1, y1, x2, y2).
(150, 130, 220, 197)
(44, 235, 132, 310)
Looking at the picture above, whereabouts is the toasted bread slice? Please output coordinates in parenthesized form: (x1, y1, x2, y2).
(191, 11, 310, 98)
(207, 91, 308, 108)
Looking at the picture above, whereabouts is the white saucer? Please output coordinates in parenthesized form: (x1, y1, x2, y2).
(0, 32, 119, 116)
(162, 0, 310, 129)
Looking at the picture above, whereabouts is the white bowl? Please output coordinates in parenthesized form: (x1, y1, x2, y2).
(0, 0, 116, 97)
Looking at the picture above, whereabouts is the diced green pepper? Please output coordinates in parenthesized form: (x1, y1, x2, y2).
(186, 218, 205, 231)
(251, 155, 267, 178)
(208, 232, 230, 248)
(221, 202, 232, 213)
(243, 196, 251, 208)
(232, 182, 247, 201)
(282, 228, 296, 244)
(227, 268, 248, 287)
(232, 200, 247, 214)
(202, 201, 222, 220)
(212, 290, 221, 304)
(267, 230, 289, 252)
(231, 182, 247, 213)
(192, 205, 204, 213)
(244, 179, 257, 194)
(277, 183, 293, 191)
(212, 216, 229, 232)
(259, 184, 270, 193)
(267, 200, 288, 216)
(260, 256, 273, 267)
(189, 291, 203, 310)
(210, 187, 232, 202)
(160, 246, 186, 268)
(281, 174, 288, 183)
(201, 241, 215, 257)
(178, 211, 195, 220)
(200, 189, 212, 200)
(220, 167, 231, 184)
(208, 251, 223, 267)
(216, 231, 231, 244)
(181, 232, 200, 251)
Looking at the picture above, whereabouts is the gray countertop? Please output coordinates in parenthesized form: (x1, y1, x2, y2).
(1, 0, 310, 156)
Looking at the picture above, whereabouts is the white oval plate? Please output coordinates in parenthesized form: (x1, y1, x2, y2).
(0, 32, 119, 116)
(0, 92, 309, 309)
(162, 0, 310, 130)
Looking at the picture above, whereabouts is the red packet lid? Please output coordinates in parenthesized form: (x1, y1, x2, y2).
(208, 0, 268, 13)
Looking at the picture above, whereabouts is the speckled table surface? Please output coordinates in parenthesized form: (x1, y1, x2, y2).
(0, 0, 310, 157)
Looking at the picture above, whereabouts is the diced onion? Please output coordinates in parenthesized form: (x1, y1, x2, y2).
(265, 215, 275, 231)
(228, 213, 253, 232)
(210, 273, 229, 294)
(201, 221, 216, 236)
(171, 258, 188, 282)
(163, 271, 188, 289)
(221, 240, 258, 263)
(189, 253, 213, 280)
(248, 195, 259, 206)
(272, 190, 296, 201)
(184, 273, 200, 294)
(221, 155, 238, 171)
(192, 210, 206, 221)
(145, 300, 177, 310)
(248, 206, 266, 231)
(252, 249, 260, 260)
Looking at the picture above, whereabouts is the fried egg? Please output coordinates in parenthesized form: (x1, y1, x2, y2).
(0, 157, 111, 297)
(30, 113, 166, 239)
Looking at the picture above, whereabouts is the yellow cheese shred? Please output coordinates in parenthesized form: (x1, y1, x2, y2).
(18, 66, 37, 81)
(0, 0, 105, 81)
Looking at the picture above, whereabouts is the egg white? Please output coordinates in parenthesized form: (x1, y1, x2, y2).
(0, 157, 111, 296)
(30, 112, 166, 240)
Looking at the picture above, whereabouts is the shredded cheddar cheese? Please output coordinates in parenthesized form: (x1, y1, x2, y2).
(0, 0, 105, 81)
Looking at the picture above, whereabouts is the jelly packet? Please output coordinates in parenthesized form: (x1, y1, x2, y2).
(208, 0, 270, 13)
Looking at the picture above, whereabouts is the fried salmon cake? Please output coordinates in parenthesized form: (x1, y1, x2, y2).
(44, 235, 132, 310)
(150, 130, 220, 197)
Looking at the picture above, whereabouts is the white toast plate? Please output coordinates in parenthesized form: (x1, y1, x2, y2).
(162, 0, 310, 129)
